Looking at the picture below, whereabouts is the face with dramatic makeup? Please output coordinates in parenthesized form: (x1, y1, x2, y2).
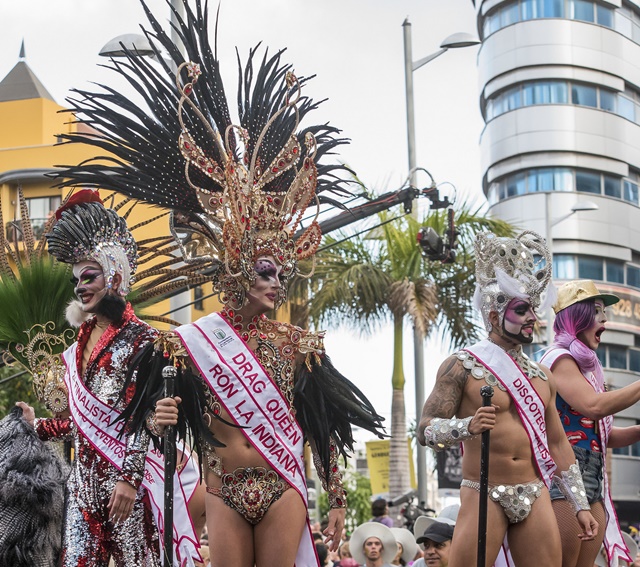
(245, 256, 283, 315)
(578, 299, 607, 350)
(501, 298, 537, 344)
(71, 260, 108, 314)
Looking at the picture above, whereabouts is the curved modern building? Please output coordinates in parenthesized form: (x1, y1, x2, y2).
(472, 0, 640, 525)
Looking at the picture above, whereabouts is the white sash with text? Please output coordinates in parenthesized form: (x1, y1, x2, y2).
(465, 340, 556, 487)
(175, 313, 318, 567)
(542, 347, 630, 566)
(62, 345, 201, 567)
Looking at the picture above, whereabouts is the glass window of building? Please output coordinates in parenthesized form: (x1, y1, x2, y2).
(506, 88, 521, 111)
(596, 348, 606, 367)
(630, 349, 640, 373)
(507, 173, 526, 197)
(484, 0, 618, 39)
(571, 84, 598, 107)
(541, 0, 564, 17)
(576, 170, 601, 194)
(536, 169, 556, 192)
(503, 2, 521, 25)
(624, 180, 639, 205)
(599, 89, 616, 113)
(571, 0, 594, 22)
(596, 4, 613, 27)
(608, 345, 627, 369)
(521, 0, 540, 20)
(603, 174, 621, 198)
(628, 265, 640, 289)
(193, 286, 204, 311)
(578, 256, 603, 280)
(25, 196, 61, 240)
(618, 96, 635, 122)
(553, 168, 573, 191)
(606, 260, 625, 284)
(553, 254, 577, 279)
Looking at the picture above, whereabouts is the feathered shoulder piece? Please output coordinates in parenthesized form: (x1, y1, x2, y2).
(118, 331, 225, 463)
(0, 407, 69, 567)
(293, 351, 386, 481)
(55, 0, 353, 309)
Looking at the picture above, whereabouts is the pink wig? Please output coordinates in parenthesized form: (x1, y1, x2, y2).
(553, 299, 601, 377)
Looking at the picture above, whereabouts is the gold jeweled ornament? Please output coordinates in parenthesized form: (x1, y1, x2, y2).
(8, 322, 75, 413)
(173, 64, 322, 308)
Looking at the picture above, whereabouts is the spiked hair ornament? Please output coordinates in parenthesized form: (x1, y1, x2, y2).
(46, 191, 137, 296)
(472, 230, 555, 332)
(55, 0, 352, 309)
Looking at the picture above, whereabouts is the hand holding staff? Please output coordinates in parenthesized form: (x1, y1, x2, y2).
(477, 385, 494, 567)
(162, 365, 177, 567)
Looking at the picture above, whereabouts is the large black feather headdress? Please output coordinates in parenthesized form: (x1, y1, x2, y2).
(56, 0, 352, 308)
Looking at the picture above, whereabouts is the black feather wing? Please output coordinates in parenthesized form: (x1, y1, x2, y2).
(55, 0, 352, 213)
(293, 353, 386, 484)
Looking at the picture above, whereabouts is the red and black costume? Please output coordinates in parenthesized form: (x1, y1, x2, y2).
(35, 304, 161, 567)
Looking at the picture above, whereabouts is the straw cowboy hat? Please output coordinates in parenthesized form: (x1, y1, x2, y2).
(350, 522, 397, 565)
(390, 527, 418, 564)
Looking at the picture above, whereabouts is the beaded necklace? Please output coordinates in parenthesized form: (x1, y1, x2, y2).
(220, 308, 267, 342)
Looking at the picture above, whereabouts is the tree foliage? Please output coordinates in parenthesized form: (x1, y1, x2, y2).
(318, 468, 372, 534)
(295, 199, 516, 499)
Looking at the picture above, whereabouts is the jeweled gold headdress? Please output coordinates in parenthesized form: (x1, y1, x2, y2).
(173, 63, 325, 307)
(55, 0, 352, 308)
(5, 323, 75, 413)
(473, 230, 554, 331)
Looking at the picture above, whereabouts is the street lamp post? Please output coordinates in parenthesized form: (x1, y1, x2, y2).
(544, 196, 599, 345)
(402, 18, 479, 509)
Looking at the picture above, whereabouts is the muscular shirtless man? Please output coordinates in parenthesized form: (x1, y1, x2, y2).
(417, 231, 598, 567)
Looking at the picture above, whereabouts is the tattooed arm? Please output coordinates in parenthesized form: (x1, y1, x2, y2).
(417, 354, 496, 448)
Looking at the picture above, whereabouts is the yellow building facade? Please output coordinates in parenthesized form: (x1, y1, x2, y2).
(0, 52, 219, 326)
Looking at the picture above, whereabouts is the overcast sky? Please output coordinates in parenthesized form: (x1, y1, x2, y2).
(0, 0, 484, 433)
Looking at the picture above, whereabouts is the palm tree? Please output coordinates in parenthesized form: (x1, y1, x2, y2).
(303, 201, 515, 502)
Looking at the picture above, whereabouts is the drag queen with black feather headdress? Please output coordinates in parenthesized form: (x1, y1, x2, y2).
(55, 1, 386, 566)
(16, 192, 202, 567)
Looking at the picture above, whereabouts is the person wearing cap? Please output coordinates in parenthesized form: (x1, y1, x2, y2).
(413, 522, 454, 567)
(541, 280, 640, 567)
(390, 527, 418, 566)
(350, 523, 398, 567)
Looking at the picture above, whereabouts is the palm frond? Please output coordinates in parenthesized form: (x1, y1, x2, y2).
(306, 233, 391, 333)
(0, 258, 75, 370)
(303, 194, 518, 349)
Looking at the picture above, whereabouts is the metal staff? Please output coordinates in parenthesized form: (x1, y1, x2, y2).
(162, 365, 177, 567)
(477, 385, 494, 567)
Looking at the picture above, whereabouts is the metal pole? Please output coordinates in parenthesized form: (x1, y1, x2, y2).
(403, 18, 428, 508)
(477, 385, 494, 567)
(545, 192, 554, 347)
(162, 366, 177, 567)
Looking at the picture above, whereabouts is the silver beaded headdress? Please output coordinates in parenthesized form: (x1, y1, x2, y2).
(46, 191, 137, 296)
(473, 230, 554, 332)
